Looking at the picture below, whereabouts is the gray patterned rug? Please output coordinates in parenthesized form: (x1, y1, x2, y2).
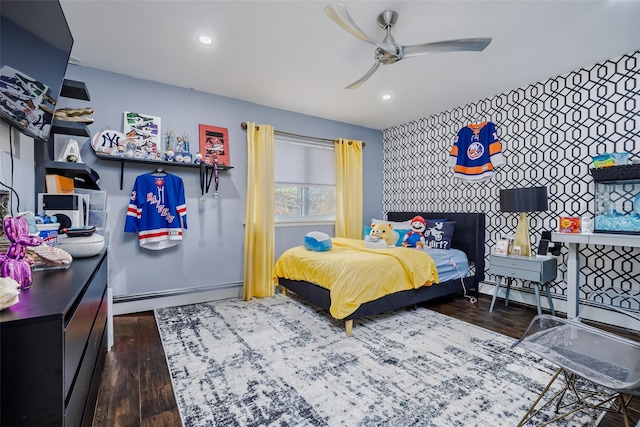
(155, 294, 600, 426)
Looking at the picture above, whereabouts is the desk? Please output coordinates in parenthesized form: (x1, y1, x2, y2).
(552, 232, 640, 318)
(489, 254, 557, 315)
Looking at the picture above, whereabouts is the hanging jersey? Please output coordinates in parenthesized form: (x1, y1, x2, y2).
(124, 173, 187, 250)
(448, 121, 505, 182)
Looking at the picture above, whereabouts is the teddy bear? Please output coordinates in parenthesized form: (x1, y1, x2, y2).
(365, 222, 399, 247)
(402, 215, 427, 249)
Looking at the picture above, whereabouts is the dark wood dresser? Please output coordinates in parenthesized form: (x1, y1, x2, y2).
(1, 251, 108, 426)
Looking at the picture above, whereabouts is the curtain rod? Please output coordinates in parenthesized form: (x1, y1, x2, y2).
(240, 122, 365, 146)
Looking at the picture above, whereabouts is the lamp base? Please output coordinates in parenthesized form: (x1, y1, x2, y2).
(513, 212, 532, 257)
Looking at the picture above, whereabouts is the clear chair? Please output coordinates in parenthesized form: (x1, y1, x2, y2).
(513, 289, 640, 427)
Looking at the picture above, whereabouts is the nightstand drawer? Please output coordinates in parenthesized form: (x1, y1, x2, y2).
(490, 264, 542, 281)
(490, 254, 557, 283)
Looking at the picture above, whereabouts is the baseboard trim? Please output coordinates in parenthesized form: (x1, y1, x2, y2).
(112, 282, 243, 315)
(478, 280, 565, 314)
(479, 281, 638, 330)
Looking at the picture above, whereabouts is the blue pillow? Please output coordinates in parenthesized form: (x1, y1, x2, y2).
(304, 231, 332, 252)
(395, 229, 410, 246)
(424, 221, 456, 250)
(363, 225, 372, 240)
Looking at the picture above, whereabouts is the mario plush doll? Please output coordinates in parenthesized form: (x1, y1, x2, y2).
(402, 215, 426, 249)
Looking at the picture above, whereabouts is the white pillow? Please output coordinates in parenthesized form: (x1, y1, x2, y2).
(371, 218, 412, 230)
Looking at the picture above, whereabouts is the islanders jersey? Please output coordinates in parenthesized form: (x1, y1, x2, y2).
(448, 121, 505, 182)
(124, 173, 187, 250)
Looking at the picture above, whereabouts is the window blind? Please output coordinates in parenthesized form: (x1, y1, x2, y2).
(274, 136, 335, 185)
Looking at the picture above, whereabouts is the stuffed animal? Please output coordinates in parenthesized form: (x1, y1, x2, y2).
(402, 215, 426, 249)
(304, 231, 332, 252)
(366, 222, 398, 247)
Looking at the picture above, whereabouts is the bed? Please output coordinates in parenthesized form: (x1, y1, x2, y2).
(275, 212, 486, 335)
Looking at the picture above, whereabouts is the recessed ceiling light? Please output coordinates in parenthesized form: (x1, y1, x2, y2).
(198, 35, 213, 45)
(382, 94, 391, 101)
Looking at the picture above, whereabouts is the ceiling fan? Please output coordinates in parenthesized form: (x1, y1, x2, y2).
(324, 3, 492, 89)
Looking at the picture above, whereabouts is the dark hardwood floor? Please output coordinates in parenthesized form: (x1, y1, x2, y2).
(92, 294, 638, 427)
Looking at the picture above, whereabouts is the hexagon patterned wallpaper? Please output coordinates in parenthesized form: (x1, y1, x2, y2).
(382, 50, 640, 311)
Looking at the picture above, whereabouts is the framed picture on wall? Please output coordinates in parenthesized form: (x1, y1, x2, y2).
(123, 111, 161, 160)
(198, 124, 230, 166)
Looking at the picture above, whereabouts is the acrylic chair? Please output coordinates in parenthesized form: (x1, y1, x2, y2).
(512, 289, 640, 427)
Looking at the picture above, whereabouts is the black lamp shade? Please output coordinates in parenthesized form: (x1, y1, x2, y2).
(499, 186, 548, 212)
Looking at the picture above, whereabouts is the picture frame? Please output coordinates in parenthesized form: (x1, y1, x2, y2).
(123, 111, 161, 160)
(494, 239, 509, 255)
(198, 124, 230, 166)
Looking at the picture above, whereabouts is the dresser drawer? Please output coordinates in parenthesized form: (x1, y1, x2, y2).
(491, 264, 542, 281)
(490, 255, 542, 272)
(65, 292, 107, 427)
(64, 258, 107, 398)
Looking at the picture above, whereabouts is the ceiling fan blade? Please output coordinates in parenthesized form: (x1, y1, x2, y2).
(345, 60, 382, 90)
(403, 37, 492, 58)
(324, 4, 397, 55)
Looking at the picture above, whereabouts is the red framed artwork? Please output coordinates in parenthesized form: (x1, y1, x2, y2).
(198, 124, 230, 166)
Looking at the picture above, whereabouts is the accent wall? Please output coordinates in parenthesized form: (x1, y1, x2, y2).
(382, 50, 640, 316)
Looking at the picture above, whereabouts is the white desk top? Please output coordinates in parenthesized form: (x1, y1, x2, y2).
(552, 232, 640, 248)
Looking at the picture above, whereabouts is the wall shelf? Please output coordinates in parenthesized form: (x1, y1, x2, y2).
(51, 119, 91, 137)
(35, 79, 94, 199)
(95, 154, 233, 190)
(60, 79, 91, 101)
(45, 160, 100, 190)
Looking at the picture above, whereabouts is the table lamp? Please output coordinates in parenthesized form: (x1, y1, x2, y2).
(499, 186, 548, 257)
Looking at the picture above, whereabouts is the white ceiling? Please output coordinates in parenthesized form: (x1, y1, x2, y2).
(60, 1, 640, 130)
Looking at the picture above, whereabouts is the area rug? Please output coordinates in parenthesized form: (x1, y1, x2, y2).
(155, 294, 601, 427)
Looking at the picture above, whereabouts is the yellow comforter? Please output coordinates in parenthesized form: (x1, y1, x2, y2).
(273, 238, 439, 319)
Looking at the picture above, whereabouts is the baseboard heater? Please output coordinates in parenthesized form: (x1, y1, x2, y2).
(113, 281, 242, 303)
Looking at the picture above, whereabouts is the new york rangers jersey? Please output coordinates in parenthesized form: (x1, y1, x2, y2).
(448, 121, 505, 182)
(124, 173, 187, 250)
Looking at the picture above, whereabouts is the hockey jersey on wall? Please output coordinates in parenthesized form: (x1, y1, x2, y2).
(448, 121, 505, 182)
(124, 172, 187, 250)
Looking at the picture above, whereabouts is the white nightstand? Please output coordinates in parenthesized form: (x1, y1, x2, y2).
(489, 254, 557, 315)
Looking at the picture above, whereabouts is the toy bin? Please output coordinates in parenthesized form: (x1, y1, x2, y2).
(36, 223, 60, 246)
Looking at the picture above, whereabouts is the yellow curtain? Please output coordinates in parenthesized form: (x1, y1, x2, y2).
(243, 122, 275, 300)
(335, 138, 363, 239)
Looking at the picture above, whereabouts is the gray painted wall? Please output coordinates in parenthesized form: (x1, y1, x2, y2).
(20, 65, 382, 306)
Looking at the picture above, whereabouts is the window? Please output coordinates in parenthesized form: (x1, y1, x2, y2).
(274, 135, 335, 223)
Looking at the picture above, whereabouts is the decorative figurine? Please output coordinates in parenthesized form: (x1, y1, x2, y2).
(176, 136, 185, 152)
(183, 131, 191, 153)
(0, 216, 43, 289)
(166, 126, 175, 151)
(165, 149, 175, 162)
(194, 152, 203, 165)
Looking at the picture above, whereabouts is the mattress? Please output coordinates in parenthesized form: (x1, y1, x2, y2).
(422, 248, 469, 283)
